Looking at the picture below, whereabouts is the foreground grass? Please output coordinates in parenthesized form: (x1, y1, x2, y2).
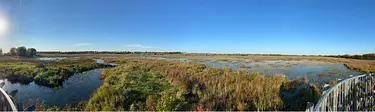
(0, 59, 111, 87)
(19, 99, 87, 111)
(86, 59, 321, 111)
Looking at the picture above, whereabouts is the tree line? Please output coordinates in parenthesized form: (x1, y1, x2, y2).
(327, 53, 375, 60)
(36, 51, 331, 56)
(38, 51, 184, 55)
(7, 46, 37, 57)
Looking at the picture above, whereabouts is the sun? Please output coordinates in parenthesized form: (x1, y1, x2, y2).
(0, 13, 9, 37)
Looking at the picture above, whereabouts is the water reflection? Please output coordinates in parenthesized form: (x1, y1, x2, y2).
(0, 69, 103, 108)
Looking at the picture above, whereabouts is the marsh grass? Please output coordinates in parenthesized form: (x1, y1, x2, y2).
(87, 58, 321, 111)
(92, 53, 375, 74)
(20, 99, 86, 111)
(0, 59, 112, 87)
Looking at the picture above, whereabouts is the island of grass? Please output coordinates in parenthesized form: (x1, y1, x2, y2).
(0, 58, 113, 87)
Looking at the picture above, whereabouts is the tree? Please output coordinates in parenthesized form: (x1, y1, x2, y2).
(8, 46, 38, 57)
(26, 48, 37, 57)
(10, 47, 17, 56)
(0, 48, 2, 55)
(16, 46, 27, 57)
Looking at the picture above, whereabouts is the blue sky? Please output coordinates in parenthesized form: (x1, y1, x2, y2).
(0, 0, 374, 55)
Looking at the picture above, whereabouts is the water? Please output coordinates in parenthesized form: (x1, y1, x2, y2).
(37, 57, 66, 61)
(129, 57, 362, 84)
(0, 69, 103, 108)
(37, 57, 80, 61)
(202, 60, 361, 81)
(95, 59, 118, 66)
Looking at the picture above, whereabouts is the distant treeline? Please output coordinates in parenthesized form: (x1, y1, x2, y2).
(327, 53, 375, 60)
(184, 53, 324, 56)
(37, 51, 375, 59)
(38, 51, 325, 56)
(38, 51, 185, 55)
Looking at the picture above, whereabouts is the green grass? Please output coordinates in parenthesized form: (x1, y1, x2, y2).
(0, 59, 112, 87)
(86, 58, 321, 111)
(86, 63, 190, 111)
(0, 62, 40, 83)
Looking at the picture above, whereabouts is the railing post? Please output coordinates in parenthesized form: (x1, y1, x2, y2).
(354, 78, 359, 110)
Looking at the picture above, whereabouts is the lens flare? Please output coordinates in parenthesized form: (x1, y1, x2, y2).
(0, 12, 9, 37)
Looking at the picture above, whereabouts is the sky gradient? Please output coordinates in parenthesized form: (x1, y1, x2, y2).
(0, 0, 374, 55)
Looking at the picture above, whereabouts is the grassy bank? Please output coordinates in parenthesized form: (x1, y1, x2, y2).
(86, 59, 321, 111)
(0, 59, 111, 87)
(342, 59, 375, 73)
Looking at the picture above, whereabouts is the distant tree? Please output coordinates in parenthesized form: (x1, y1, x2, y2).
(0, 48, 2, 55)
(10, 47, 17, 56)
(26, 48, 37, 57)
(16, 46, 27, 57)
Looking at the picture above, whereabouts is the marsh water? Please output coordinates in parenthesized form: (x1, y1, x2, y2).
(0, 57, 362, 108)
(0, 69, 103, 108)
(132, 57, 362, 84)
(38, 57, 66, 61)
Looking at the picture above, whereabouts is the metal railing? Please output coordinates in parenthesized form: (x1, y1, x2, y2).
(311, 73, 375, 111)
(0, 88, 17, 111)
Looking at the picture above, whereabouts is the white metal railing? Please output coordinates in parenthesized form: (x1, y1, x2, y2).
(311, 73, 375, 111)
(0, 88, 17, 111)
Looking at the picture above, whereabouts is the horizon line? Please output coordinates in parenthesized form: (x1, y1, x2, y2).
(36, 50, 374, 56)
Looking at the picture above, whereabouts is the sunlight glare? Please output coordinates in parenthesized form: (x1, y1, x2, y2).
(0, 12, 9, 37)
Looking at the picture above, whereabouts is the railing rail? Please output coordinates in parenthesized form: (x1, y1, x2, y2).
(313, 73, 375, 111)
(0, 88, 17, 111)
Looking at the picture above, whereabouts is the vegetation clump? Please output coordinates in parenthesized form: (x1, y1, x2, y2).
(86, 58, 321, 111)
(87, 64, 190, 111)
(0, 62, 40, 84)
(33, 62, 109, 87)
(279, 78, 321, 110)
(0, 59, 111, 87)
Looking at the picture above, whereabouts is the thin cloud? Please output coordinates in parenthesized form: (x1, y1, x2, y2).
(122, 44, 158, 49)
(75, 43, 93, 46)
